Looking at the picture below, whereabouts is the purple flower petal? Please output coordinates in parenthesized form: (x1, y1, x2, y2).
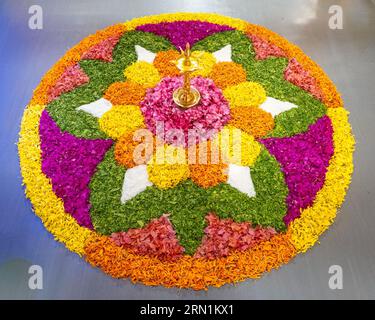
(39, 110, 113, 229)
(136, 21, 234, 49)
(261, 116, 334, 225)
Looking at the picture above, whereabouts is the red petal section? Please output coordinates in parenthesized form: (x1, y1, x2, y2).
(81, 35, 121, 62)
(110, 214, 185, 261)
(194, 213, 277, 259)
(47, 64, 89, 103)
(284, 58, 324, 100)
(248, 34, 286, 60)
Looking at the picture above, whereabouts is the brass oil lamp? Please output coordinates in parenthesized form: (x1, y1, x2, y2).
(172, 43, 201, 109)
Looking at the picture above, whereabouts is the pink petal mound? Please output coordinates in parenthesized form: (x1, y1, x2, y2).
(248, 34, 286, 60)
(140, 76, 230, 146)
(194, 213, 277, 259)
(47, 64, 89, 103)
(81, 35, 121, 62)
(111, 214, 185, 261)
(284, 58, 323, 100)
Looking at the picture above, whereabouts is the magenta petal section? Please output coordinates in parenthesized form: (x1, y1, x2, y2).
(136, 20, 234, 49)
(39, 110, 113, 229)
(260, 116, 334, 225)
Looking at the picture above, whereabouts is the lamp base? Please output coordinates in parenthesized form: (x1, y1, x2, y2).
(173, 87, 201, 109)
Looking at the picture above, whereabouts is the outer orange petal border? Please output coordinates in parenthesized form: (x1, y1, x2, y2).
(18, 13, 354, 290)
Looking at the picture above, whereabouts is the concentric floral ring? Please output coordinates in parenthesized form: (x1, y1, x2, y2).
(18, 13, 354, 290)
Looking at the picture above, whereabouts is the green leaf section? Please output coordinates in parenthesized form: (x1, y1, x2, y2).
(207, 149, 288, 231)
(46, 31, 174, 139)
(193, 30, 326, 137)
(89, 147, 288, 255)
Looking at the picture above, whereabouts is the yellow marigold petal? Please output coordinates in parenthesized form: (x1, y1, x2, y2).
(147, 144, 189, 189)
(224, 81, 267, 108)
(99, 105, 145, 139)
(124, 61, 160, 88)
(212, 125, 261, 166)
(191, 51, 216, 77)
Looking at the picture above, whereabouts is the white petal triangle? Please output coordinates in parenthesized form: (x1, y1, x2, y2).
(259, 97, 298, 117)
(76, 98, 112, 118)
(227, 164, 256, 197)
(135, 45, 156, 63)
(121, 165, 153, 203)
(212, 44, 232, 62)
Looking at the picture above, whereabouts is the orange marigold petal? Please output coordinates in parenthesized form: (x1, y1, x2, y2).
(229, 107, 274, 138)
(84, 232, 296, 290)
(104, 81, 146, 105)
(153, 50, 181, 77)
(187, 140, 227, 188)
(115, 131, 155, 168)
(189, 164, 228, 188)
(210, 62, 247, 89)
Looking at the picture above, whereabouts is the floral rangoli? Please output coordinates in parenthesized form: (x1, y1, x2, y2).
(18, 13, 354, 290)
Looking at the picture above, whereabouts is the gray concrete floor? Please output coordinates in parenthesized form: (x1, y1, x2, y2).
(0, 0, 374, 299)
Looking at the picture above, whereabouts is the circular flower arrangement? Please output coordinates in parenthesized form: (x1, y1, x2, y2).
(18, 13, 354, 290)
